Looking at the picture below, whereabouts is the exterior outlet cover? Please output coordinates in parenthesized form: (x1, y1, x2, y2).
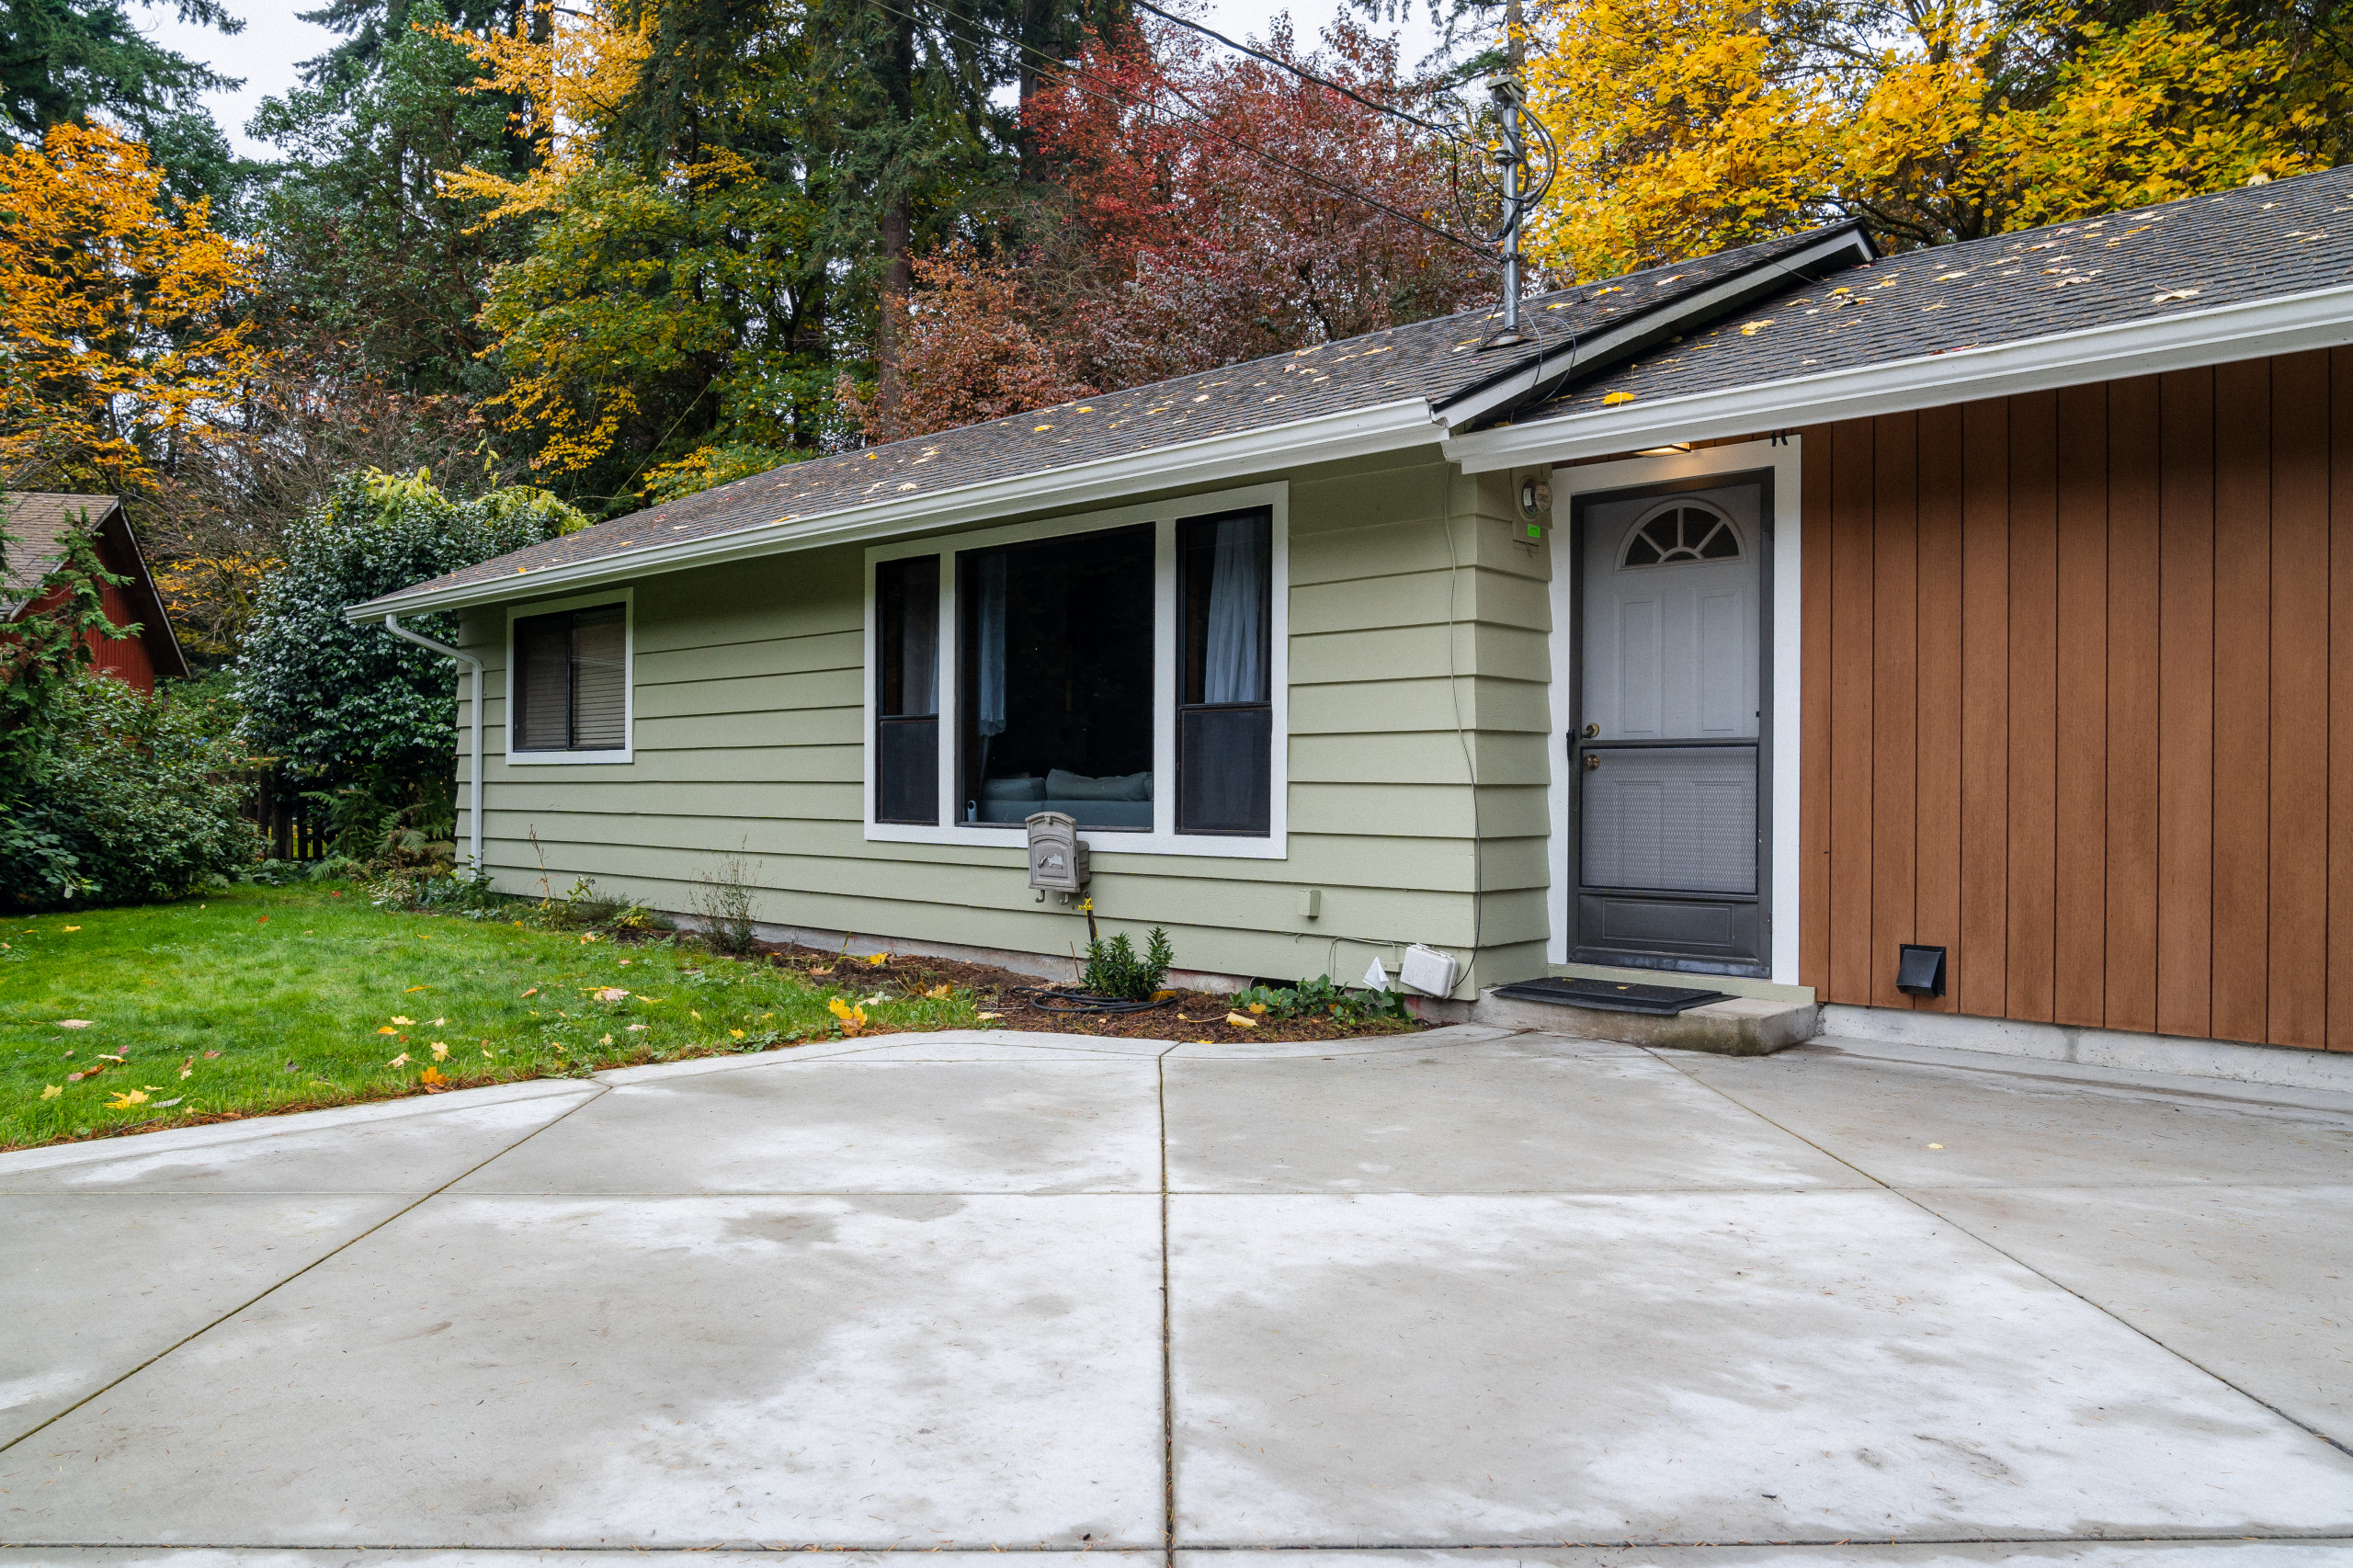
(1025, 812, 1089, 892)
(1400, 943, 1461, 997)
(1301, 889, 1322, 919)
(1364, 957, 1391, 991)
(1896, 943, 1947, 997)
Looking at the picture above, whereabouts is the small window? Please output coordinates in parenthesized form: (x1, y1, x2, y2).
(1620, 502, 1741, 568)
(957, 525, 1155, 831)
(513, 603, 627, 753)
(1177, 508, 1272, 835)
(875, 556, 939, 824)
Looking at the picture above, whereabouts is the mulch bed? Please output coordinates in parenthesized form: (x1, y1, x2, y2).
(749, 938, 1426, 1046)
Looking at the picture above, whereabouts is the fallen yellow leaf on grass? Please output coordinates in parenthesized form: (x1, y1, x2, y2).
(432, 1017, 447, 1026)
(976, 1011, 1003, 1020)
(391, 1015, 415, 1026)
(419, 1066, 448, 1087)
(404, 984, 426, 993)
(40, 1085, 61, 1100)
(522, 987, 539, 997)
(55, 1019, 92, 1029)
(1224, 1012, 1259, 1028)
(729, 1028, 745, 1039)
(924, 983, 953, 999)
(429, 1042, 449, 1061)
(104, 1089, 148, 1108)
(593, 987, 630, 1003)
(377, 1026, 398, 1036)
(388, 1052, 411, 1068)
(598, 1032, 614, 1045)
(61, 926, 79, 931)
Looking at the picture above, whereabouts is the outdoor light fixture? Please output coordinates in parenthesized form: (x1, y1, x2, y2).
(1635, 442, 1695, 456)
(1896, 944, 1948, 997)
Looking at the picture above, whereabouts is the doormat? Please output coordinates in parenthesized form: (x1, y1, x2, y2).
(1488, 976, 1733, 1015)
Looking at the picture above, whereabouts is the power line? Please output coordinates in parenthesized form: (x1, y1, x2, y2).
(862, 0, 1495, 259)
(1125, 0, 1466, 143)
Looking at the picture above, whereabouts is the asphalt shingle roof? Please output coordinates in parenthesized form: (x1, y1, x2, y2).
(1526, 164, 2353, 425)
(377, 228, 1851, 604)
(2, 493, 119, 608)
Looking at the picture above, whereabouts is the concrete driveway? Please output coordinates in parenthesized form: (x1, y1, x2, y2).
(4, 1024, 2352, 1564)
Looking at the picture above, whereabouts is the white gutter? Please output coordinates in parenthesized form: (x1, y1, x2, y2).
(1431, 226, 1873, 432)
(381, 613, 485, 880)
(347, 397, 1444, 621)
(1447, 279, 2353, 472)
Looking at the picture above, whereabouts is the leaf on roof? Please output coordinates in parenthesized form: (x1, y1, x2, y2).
(1739, 320, 1773, 335)
(1601, 392, 1636, 405)
(2151, 287, 2200, 302)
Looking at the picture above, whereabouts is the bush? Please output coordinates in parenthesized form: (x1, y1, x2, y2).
(1081, 926, 1175, 1001)
(235, 469, 587, 789)
(0, 672, 256, 910)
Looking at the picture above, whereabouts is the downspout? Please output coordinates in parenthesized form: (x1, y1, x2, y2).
(382, 613, 485, 879)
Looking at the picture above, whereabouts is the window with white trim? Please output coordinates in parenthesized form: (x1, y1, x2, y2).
(866, 488, 1286, 856)
(511, 601, 628, 756)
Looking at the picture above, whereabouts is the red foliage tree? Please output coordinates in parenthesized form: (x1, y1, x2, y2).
(850, 17, 1495, 442)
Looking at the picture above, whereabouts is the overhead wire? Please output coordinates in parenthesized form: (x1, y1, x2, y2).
(859, 0, 1496, 261)
(1124, 0, 1469, 143)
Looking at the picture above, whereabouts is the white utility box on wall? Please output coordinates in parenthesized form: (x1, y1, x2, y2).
(1399, 944, 1461, 997)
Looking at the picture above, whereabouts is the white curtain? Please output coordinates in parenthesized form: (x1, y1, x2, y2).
(1203, 516, 1268, 704)
(975, 552, 1007, 736)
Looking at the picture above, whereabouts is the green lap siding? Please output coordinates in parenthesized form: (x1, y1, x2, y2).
(449, 450, 1557, 996)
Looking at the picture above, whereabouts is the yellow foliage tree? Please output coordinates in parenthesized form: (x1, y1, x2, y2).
(0, 122, 263, 494)
(1524, 0, 2340, 277)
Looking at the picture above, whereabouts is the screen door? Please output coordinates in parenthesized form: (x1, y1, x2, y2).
(1572, 476, 1768, 971)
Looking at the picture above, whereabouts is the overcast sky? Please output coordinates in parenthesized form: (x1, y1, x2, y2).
(139, 0, 1447, 161)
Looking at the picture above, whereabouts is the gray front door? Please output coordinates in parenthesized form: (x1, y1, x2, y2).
(1572, 475, 1770, 973)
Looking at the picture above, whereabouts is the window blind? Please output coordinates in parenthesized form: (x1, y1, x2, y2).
(514, 603, 628, 753)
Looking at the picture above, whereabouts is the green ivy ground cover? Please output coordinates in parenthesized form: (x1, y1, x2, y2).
(0, 882, 982, 1150)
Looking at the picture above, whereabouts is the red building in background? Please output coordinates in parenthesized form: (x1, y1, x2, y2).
(2, 493, 189, 692)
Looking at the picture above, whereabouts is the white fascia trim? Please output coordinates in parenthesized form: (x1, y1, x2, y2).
(1447, 280, 2353, 472)
(1435, 228, 1872, 433)
(346, 399, 1438, 622)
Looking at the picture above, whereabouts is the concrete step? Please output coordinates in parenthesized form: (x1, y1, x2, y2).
(1471, 987, 1820, 1055)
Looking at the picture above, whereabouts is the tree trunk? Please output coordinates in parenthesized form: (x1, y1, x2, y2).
(875, 192, 914, 419)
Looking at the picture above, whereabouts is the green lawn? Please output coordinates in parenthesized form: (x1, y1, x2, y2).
(0, 882, 983, 1150)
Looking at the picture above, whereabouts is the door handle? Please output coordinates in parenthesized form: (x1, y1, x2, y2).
(1584, 754, 1601, 771)
(1582, 723, 1599, 738)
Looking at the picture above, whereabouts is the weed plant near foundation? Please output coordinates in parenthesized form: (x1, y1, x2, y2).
(0, 883, 982, 1150)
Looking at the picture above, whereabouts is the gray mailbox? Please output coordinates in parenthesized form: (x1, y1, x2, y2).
(1025, 811, 1090, 892)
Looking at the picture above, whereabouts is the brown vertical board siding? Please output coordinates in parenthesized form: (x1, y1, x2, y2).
(1959, 401, 2011, 1017)
(2006, 392, 2061, 1022)
(1870, 412, 1921, 1007)
(1829, 420, 1879, 1003)
(2210, 361, 2272, 1045)
(2104, 377, 2164, 1033)
(1801, 426, 1836, 993)
(2158, 369, 2216, 1039)
(2332, 348, 2353, 1049)
(2053, 385, 2109, 1026)
(1796, 358, 2342, 1050)
(2268, 352, 2330, 1049)
(1912, 407, 1966, 1013)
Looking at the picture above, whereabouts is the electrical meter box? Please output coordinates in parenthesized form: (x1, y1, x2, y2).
(1025, 812, 1090, 892)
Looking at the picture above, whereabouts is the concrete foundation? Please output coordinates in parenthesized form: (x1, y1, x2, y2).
(1822, 1002, 2353, 1092)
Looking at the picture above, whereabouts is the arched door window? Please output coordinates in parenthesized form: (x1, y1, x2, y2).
(1619, 501, 1742, 568)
